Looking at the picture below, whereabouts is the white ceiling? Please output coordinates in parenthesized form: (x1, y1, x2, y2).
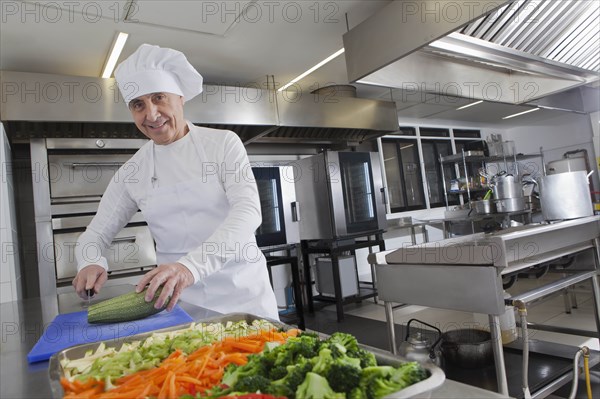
(0, 0, 596, 128)
(0, 0, 389, 87)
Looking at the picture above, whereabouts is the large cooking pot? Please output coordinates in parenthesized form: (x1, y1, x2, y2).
(491, 174, 523, 200)
(494, 197, 527, 213)
(470, 199, 495, 215)
(539, 170, 593, 221)
(440, 329, 493, 369)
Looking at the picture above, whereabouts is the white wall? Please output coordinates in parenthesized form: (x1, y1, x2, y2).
(504, 112, 599, 191)
(0, 123, 22, 303)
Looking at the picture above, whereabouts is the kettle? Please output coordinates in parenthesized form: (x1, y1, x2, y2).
(397, 319, 443, 366)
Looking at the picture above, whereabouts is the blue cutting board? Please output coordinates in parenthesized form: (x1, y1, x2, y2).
(27, 305, 193, 363)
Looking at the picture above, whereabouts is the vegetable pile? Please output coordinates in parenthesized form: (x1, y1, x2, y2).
(59, 321, 429, 399)
(209, 332, 429, 399)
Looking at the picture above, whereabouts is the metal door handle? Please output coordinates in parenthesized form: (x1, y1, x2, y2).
(380, 187, 387, 205)
(69, 162, 125, 168)
(111, 236, 136, 244)
(291, 201, 300, 222)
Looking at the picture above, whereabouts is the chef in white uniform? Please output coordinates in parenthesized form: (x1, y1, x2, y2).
(72, 44, 279, 320)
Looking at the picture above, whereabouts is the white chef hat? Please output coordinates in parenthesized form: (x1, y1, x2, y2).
(114, 44, 203, 105)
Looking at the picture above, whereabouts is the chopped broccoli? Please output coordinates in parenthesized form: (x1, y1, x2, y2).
(391, 362, 428, 387)
(265, 334, 320, 368)
(268, 364, 288, 380)
(348, 347, 378, 368)
(348, 386, 368, 399)
(233, 374, 271, 393)
(312, 345, 362, 376)
(295, 372, 346, 399)
(221, 355, 268, 388)
(326, 362, 361, 394)
(267, 358, 313, 397)
(325, 332, 376, 369)
(359, 363, 428, 399)
(326, 332, 360, 353)
(311, 347, 334, 374)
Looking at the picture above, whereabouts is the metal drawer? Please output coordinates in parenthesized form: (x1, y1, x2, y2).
(54, 226, 156, 280)
(48, 154, 133, 199)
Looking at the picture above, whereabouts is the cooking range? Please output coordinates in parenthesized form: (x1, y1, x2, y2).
(30, 138, 156, 297)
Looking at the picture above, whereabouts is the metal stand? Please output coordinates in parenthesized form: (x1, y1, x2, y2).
(302, 232, 386, 322)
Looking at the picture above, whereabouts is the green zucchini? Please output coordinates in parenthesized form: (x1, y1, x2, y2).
(87, 287, 166, 324)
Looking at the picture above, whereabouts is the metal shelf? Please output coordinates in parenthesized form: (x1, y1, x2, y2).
(440, 148, 543, 211)
(440, 152, 543, 164)
(312, 287, 378, 306)
(302, 233, 385, 322)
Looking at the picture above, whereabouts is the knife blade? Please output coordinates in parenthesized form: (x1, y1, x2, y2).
(86, 289, 92, 307)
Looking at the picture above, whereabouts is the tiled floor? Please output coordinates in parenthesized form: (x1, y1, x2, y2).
(306, 272, 599, 398)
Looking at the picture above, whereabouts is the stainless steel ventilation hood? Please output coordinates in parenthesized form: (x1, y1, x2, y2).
(344, 0, 599, 107)
(0, 71, 398, 145)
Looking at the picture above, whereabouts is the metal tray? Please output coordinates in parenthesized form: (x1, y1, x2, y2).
(49, 313, 445, 399)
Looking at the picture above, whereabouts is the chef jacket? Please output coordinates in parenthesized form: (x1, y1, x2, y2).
(75, 121, 279, 320)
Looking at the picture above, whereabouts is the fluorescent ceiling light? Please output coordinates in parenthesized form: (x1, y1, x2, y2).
(502, 108, 540, 120)
(456, 100, 483, 110)
(278, 48, 345, 92)
(102, 32, 129, 78)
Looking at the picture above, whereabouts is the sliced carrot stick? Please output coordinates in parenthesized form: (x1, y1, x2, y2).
(60, 327, 300, 399)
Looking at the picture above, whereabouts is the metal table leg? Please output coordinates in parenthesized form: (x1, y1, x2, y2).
(489, 314, 509, 396)
(331, 253, 344, 322)
(301, 241, 314, 313)
(385, 301, 397, 354)
(289, 255, 306, 330)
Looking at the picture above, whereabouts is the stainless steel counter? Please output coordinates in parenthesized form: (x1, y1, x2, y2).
(0, 285, 219, 399)
(369, 215, 600, 397)
(0, 285, 514, 398)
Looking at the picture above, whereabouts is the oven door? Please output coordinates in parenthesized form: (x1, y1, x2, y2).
(48, 154, 133, 200)
(253, 166, 299, 247)
(328, 151, 387, 236)
(52, 214, 156, 283)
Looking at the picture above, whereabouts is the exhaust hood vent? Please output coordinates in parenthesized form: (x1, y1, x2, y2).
(0, 71, 398, 146)
(345, 0, 599, 107)
(460, 0, 599, 73)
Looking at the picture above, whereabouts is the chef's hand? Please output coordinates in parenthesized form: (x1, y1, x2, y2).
(136, 263, 194, 311)
(72, 265, 108, 299)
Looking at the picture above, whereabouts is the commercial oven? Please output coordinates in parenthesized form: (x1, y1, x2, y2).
(30, 138, 156, 296)
(252, 165, 300, 247)
(294, 151, 387, 240)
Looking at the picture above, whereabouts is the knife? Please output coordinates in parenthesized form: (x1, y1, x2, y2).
(86, 289, 92, 307)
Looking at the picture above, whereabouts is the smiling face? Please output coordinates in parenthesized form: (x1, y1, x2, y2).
(128, 92, 188, 145)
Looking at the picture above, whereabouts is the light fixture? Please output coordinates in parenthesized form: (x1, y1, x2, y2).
(278, 48, 345, 92)
(456, 100, 483, 110)
(502, 108, 540, 120)
(101, 32, 129, 78)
